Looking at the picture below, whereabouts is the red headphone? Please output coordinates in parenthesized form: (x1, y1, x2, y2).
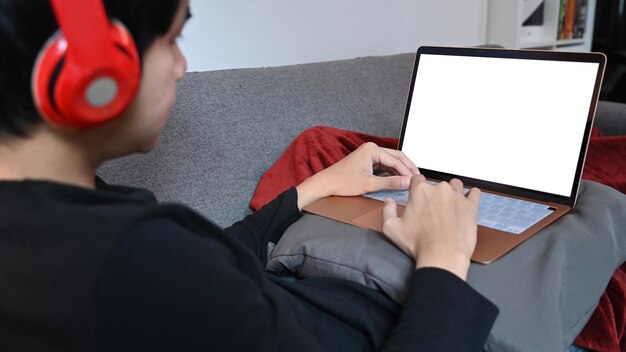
(32, 0, 141, 130)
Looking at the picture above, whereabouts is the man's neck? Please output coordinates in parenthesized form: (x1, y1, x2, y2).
(0, 129, 99, 189)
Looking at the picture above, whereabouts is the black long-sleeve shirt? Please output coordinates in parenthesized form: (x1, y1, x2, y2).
(0, 180, 498, 351)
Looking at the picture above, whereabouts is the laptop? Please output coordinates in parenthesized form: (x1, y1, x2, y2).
(304, 46, 606, 264)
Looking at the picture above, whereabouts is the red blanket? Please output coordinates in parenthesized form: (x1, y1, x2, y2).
(250, 125, 626, 351)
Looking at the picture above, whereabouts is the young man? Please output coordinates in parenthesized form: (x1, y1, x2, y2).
(0, 0, 498, 350)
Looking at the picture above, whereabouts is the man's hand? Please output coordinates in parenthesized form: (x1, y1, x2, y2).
(296, 142, 419, 210)
(381, 176, 481, 281)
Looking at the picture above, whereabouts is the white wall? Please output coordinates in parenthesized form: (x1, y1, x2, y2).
(180, 0, 489, 72)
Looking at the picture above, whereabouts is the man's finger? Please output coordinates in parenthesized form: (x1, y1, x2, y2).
(381, 148, 420, 175)
(382, 198, 399, 223)
(449, 178, 464, 193)
(373, 149, 414, 177)
(409, 174, 427, 189)
(381, 199, 415, 257)
(466, 187, 482, 205)
(369, 175, 410, 192)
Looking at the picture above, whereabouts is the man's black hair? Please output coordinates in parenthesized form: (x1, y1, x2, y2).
(0, 0, 181, 138)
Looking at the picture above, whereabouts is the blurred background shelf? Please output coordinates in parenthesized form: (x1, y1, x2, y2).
(486, 0, 596, 51)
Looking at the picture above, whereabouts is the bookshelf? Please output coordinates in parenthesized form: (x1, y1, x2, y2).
(486, 0, 596, 52)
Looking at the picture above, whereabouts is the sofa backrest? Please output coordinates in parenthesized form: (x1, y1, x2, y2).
(98, 53, 416, 227)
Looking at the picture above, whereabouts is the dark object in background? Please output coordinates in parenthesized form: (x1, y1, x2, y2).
(593, 0, 626, 103)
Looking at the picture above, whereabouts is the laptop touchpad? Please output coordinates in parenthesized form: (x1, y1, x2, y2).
(352, 206, 405, 233)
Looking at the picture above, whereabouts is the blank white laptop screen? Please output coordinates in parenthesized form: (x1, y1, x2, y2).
(401, 54, 600, 197)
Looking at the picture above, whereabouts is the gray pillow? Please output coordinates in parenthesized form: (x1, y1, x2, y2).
(266, 180, 626, 352)
(267, 213, 415, 303)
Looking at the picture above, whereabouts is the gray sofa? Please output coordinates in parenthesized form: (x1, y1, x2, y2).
(98, 53, 626, 351)
(99, 53, 626, 227)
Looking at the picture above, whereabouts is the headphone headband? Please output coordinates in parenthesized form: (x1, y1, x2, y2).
(49, 0, 113, 66)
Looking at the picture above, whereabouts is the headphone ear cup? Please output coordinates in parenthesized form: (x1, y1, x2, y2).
(32, 22, 140, 130)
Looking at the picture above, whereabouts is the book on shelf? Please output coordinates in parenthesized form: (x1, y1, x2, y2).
(558, 0, 567, 38)
(561, 0, 577, 40)
(558, 0, 588, 40)
(573, 0, 588, 39)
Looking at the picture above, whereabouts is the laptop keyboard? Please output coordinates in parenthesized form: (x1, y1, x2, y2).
(476, 192, 553, 234)
(363, 181, 554, 234)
